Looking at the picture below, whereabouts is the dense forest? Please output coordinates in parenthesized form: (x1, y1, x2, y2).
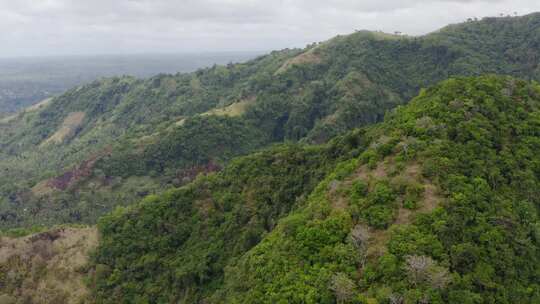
(1, 13, 540, 304)
(89, 75, 540, 303)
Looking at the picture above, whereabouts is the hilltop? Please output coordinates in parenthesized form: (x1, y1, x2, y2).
(86, 75, 540, 303)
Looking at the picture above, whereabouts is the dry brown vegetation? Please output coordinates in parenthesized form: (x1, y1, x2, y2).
(0, 227, 98, 304)
(275, 49, 322, 74)
(202, 96, 255, 117)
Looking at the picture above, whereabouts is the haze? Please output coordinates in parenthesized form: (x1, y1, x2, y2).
(2, 0, 540, 58)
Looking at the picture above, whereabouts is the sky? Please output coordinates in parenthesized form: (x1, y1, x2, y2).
(1, 0, 539, 58)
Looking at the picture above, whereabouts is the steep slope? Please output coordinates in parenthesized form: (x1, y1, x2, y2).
(87, 137, 367, 303)
(89, 76, 540, 303)
(2, 13, 540, 230)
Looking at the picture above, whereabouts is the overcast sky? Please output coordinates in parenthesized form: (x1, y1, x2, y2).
(1, 0, 539, 58)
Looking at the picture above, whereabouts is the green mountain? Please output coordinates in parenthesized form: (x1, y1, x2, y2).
(1, 13, 540, 304)
(2, 13, 540, 230)
(88, 75, 540, 303)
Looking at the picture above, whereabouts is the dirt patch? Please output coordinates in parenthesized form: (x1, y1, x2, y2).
(355, 156, 398, 182)
(169, 96, 255, 131)
(31, 180, 56, 196)
(420, 184, 439, 213)
(373, 161, 389, 179)
(354, 164, 370, 181)
(366, 227, 391, 260)
(394, 208, 412, 225)
(327, 180, 348, 210)
(202, 96, 255, 118)
(31, 147, 112, 195)
(175, 117, 187, 126)
(0, 113, 17, 124)
(348, 160, 442, 262)
(332, 196, 348, 210)
(275, 49, 322, 75)
(393, 163, 441, 225)
(46, 158, 96, 191)
(403, 163, 421, 178)
(41, 111, 85, 146)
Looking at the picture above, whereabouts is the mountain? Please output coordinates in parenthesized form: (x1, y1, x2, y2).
(2, 13, 540, 230)
(87, 75, 540, 303)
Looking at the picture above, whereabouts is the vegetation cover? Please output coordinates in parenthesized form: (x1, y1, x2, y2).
(88, 76, 540, 303)
(2, 13, 540, 304)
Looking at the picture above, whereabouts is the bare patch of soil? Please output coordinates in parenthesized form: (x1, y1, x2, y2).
(275, 50, 322, 74)
(42, 111, 85, 146)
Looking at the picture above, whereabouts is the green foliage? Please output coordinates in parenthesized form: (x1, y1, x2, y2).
(87, 72, 540, 303)
(88, 137, 368, 303)
(368, 182, 397, 205)
(349, 180, 368, 202)
(363, 205, 395, 229)
(0, 225, 47, 238)
(176, 75, 540, 302)
(402, 181, 425, 210)
(361, 75, 540, 302)
(96, 115, 269, 178)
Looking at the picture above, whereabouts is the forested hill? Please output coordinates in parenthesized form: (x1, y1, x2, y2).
(89, 75, 540, 303)
(1, 13, 540, 229)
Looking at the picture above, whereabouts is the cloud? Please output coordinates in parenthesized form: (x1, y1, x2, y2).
(0, 0, 538, 57)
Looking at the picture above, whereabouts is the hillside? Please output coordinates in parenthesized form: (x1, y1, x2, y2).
(1, 13, 540, 230)
(0, 53, 259, 114)
(0, 227, 97, 303)
(85, 75, 540, 303)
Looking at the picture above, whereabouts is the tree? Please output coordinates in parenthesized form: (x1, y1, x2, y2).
(405, 255, 450, 289)
(329, 273, 356, 304)
(405, 255, 435, 286)
(349, 224, 369, 267)
(389, 293, 404, 304)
